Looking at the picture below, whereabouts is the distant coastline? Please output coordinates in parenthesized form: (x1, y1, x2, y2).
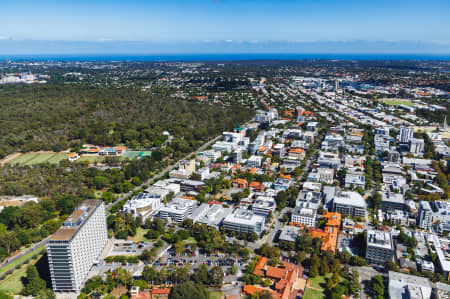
(1, 53, 450, 62)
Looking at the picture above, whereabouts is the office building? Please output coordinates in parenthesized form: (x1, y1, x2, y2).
(222, 209, 265, 235)
(410, 138, 425, 155)
(251, 196, 276, 217)
(388, 271, 432, 299)
(381, 192, 405, 212)
(332, 191, 367, 218)
(366, 230, 394, 265)
(417, 201, 433, 230)
(233, 149, 242, 164)
(158, 197, 196, 222)
(400, 127, 414, 143)
(291, 206, 316, 227)
(122, 186, 170, 217)
(47, 200, 107, 292)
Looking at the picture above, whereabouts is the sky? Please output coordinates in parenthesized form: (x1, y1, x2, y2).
(1, 0, 450, 54)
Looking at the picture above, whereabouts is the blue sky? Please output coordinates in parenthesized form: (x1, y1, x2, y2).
(1, 0, 450, 53)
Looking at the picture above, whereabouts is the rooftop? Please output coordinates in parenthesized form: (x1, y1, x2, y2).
(50, 200, 102, 241)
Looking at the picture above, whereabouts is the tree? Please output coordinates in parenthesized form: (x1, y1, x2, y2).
(320, 256, 330, 276)
(0, 291, 13, 299)
(37, 289, 56, 299)
(295, 251, 306, 265)
(22, 265, 46, 296)
(385, 260, 399, 272)
(169, 282, 207, 299)
(309, 264, 319, 278)
(372, 275, 385, 299)
(193, 264, 209, 284)
(209, 266, 224, 286)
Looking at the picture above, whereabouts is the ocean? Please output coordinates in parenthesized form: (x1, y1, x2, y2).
(0, 53, 449, 62)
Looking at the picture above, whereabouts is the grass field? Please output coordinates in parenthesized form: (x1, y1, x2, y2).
(78, 155, 105, 163)
(383, 99, 415, 107)
(0, 244, 46, 276)
(208, 291, 224, 299)
(130, 227, 152, 242)
(303, 288, 325, 299)
(8, 153, 68, 165)
(309, 274, 331, 290)
(183, 237, 198, 245)
(0, 253, 44, 295)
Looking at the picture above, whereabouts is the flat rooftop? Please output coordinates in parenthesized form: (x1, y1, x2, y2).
(50, 199, 101, 242)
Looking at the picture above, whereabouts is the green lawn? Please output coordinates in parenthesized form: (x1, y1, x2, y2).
(130, 227, 152, 242)
(183, 237, 198, 245)
(8, 153, 69, 165)
(309, 274, 331, 291)
(0, 254, 43, 295)
(46, 153, 68, 164)
(383, 99, 415, 107)
(9, 154, 39, 165)
(208, 291, 224, 299)
(303, 288, 325, 299)
(0, 244, 46, 276)
(78, 155, 105, 163)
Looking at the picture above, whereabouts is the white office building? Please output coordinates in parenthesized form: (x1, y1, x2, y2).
(332, 191, 367, 218)
(417, 201, 433, 230)
(291, 206, 316, 227)
(410, 138, 425, 155)
(122, 186, 169, 217)
(251, 196, 276, 217)
(158, 197, 196, 222)
(222, 209, 265, 235)
(400, 127, 414, 143)
(47, 200, 108, 292)
(388, 271, 432, 299)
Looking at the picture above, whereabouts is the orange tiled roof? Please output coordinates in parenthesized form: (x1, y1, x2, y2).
(255, 257, 268, 270)
(249, 181, 261, 188)
(266, 266, 287, 280)
(258, 146, 267, 152)
(280, 174, 291, 179)
(151, 289, 170, 295)
(243, 285, 267, 296)
(234, 178, 248, 185)
(289, 148, 305, 154)
(68, 153, 78, 157)
(323, 212, 341, 227)
(249, 167, 258, 174)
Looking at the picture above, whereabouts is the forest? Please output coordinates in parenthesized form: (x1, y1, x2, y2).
(0, 84, 253, 158)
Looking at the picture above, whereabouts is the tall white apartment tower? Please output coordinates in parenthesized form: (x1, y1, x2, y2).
(47, 200, 108, 292)
(399, 127, 414, 143)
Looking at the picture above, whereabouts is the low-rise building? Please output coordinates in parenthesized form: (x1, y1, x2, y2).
(388, 271, 432, 299)
(332, 191, 367, 218)
(158, 197, 196, 222)
(222, 209, 266, 235)
(252, 196, 276, 217)
(381, 192, 405, 212)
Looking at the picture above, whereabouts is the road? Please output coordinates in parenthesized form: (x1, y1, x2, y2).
(0, 237, 48, 275)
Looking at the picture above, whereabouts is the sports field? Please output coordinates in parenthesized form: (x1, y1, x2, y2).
(383, 99, 415, 107)
(78, 155, 105, 163)
(8, 153, 68, 165)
